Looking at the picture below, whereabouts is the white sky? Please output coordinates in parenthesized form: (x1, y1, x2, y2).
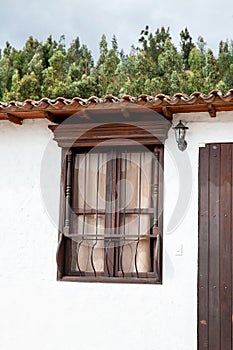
(1, 0, 233, 58)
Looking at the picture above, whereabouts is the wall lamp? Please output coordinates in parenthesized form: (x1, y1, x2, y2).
(173, 120, 189, 151)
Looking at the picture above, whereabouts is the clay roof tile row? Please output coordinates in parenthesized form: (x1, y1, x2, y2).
(1, 90, 233, 123)
(0, 89, 231, 111)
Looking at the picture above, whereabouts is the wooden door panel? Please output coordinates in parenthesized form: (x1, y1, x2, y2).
(208, 144, 220, 350)
(198, 145, 210, 349)
(198, 144, 232, 350)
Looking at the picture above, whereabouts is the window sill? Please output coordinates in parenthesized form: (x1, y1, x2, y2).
(57, 275, 162, 284)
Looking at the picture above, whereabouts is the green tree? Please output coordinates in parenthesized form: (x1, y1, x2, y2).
(180, 28, 195, 70)
(95, 35, 120, 96)
(18, 72, 40, 100)
(0, 56, 11, 98)
(27, 50, 44, 86)
(42, 35, 58, 68)
(203, 49, 219, 92)
(4, 68, 20, 100)
(97, 34, 108, 67)
(48, 50, 68, 80)
(157, 38, 182, 93)
(139, 25, 171, 64)
(111, 35, 119, 54)
(184, 47, 205, 93)
(217, 40, 233, 90)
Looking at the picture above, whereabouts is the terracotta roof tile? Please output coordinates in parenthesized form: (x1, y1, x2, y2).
(1, 90, 233, 123)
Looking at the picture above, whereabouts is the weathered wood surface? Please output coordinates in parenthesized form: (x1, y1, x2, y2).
(198, 144, 233, 350)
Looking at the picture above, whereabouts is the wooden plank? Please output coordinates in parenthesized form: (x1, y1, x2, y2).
(219, 144, 232, 350)
(198, 145, 209, 350)
(60, 275, 161, 284)
(157, 146, 163, 282)
(208, 144, 220, 350)
(57, 149, 68, 279)
(232, 144, 233, 348)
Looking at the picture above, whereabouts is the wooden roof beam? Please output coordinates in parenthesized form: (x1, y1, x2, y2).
(208, 104, 216, 118)
(162, 106, 173, 119)
(44, 111, 57, 123)
(7, 113, 22, 125)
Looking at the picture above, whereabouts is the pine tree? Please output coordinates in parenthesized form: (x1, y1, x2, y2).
(180, 28, 195, 70)
(0, 29, 232, 101)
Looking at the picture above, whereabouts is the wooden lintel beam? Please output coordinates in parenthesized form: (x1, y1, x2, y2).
(208, 104, 216, 118)
(162, 107, 173, 119)
(7, 113, 22, 125)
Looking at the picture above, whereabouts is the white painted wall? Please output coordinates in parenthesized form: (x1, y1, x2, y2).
(0, 113, 233, 350)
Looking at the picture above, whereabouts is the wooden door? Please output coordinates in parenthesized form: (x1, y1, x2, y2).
(198, 143, 233, 350)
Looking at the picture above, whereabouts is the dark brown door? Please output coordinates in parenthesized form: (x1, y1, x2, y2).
(198, 143, 233, 350)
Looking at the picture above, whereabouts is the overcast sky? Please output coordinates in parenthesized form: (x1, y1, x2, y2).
(1, 0, 233, 58)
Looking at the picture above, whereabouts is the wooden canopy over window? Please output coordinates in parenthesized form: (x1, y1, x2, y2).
(48, 107, 171, 147)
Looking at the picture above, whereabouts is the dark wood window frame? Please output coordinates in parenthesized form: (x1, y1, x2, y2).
(50, 112, 170, 284)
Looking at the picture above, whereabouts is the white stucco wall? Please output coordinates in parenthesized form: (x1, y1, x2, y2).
(0, 113, 233, 350)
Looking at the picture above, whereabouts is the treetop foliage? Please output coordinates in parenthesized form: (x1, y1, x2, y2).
(0, 26, 233, 101)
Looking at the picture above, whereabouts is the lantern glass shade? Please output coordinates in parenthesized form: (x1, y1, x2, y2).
(175, 128, 185, 142)
(173, 120, 188, 151)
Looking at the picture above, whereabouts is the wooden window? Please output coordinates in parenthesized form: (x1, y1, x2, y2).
(57, 145, 163, 283)
(51, 112, 170, 284)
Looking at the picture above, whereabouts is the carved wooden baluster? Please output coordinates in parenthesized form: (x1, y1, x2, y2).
(153, 152, 159, 234)
(64, 152, 72, 234)
(57, 151, 72, 277)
